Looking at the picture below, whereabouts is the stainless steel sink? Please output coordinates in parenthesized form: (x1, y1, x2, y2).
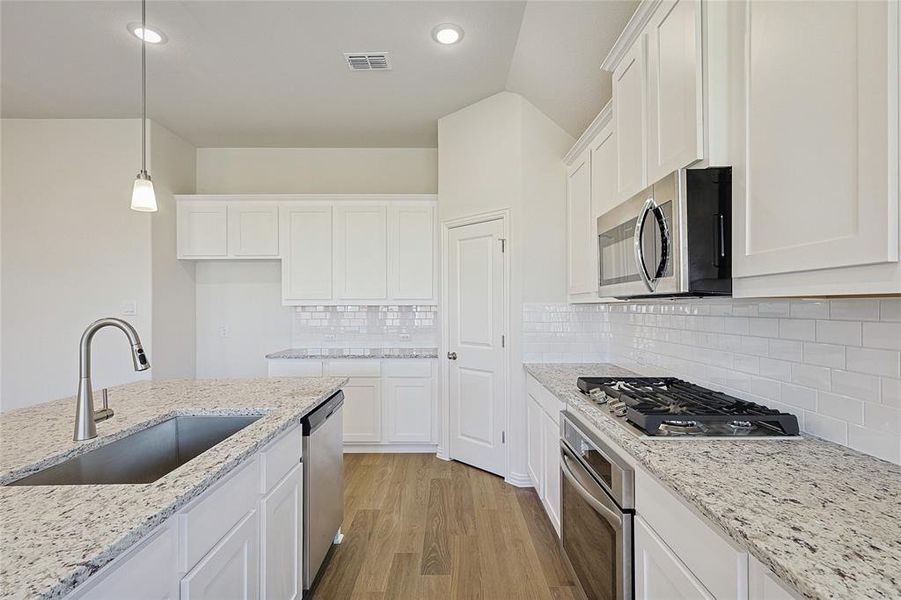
(7, 415, 262, 486)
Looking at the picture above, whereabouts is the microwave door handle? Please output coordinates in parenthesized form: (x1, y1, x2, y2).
(634, 197, 657, 292)
(560, 453, 623, 529)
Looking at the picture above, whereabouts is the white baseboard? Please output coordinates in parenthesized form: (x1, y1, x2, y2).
(505, 471, 533, 488)
(343, 443, 438, 454)
(435, 445, 450, 461)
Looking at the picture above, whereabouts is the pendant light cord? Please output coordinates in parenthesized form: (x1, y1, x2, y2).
(141, 0, 147, 174)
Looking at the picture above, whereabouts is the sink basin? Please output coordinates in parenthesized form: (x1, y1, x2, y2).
(7, 415, 262, 486)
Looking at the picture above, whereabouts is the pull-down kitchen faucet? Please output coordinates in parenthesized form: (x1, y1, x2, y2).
(74, 318, 150, 441)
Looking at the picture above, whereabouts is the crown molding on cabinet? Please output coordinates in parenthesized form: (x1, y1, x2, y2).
(174, 193, 437, 202)
(600, 0, 662, 73)
(563, 99, 612, 166)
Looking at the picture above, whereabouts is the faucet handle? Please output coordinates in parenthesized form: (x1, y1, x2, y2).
(93, 388, 114, 423)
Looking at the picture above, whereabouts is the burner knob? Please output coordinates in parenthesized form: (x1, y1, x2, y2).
(612, 405, 628, 417)
(607, 400, 626, 414)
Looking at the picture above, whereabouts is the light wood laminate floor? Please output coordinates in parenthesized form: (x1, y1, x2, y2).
(311, 453, 581, 599)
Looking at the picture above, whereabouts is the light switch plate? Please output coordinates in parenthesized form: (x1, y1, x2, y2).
(121, 301, 137, 316)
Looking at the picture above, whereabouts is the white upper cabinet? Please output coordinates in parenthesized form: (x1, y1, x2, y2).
(589, 116, 618, 221)
(646, 0, 703, 183)
(613, 40, 648, 201)
(566, 149, 595, 298)
(280, 203, 333, 302)
(178, 201, 228, 258)
(333, 204, 389, 301)
(389, 203, 435, 301)
(228, 202, 279, 257)
(731, 0, 900, 294)
(178, 195, 437, 304)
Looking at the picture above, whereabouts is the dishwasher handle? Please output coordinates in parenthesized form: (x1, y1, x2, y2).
(302, 390, 345, 435)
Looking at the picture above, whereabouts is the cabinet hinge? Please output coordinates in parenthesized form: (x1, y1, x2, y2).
(502, 431, 505, 444)
(501, 335, 505, 348)
(499, 238, 506, 253)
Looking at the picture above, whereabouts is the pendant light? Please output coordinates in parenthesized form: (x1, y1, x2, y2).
(130, 0, 157, 212)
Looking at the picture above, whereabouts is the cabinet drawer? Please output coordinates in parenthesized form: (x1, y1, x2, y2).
(268, 360, 323, 377)
(179, 458, 260, 572)
(326, 360, 381, 377)
(381, 360, 432, 378)
(260, 425, 302, 494)
(635, 469, 747, 599)
(527, 375, 564, 423)
(180, 509, 259, 600)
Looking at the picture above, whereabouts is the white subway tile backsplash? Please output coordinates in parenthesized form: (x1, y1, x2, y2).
(831, 370, 881, 403)
(846, 347, 901, 378)
(816, 320, 861, 346)
(802, 342, 845, 369)
(862, 321, 901, 351)
(523, 297, 901, 465)
(818, 392, 864, 424)
(292, 304, 437, 348)
(830, 299, 880, 321)
(778, 319, 816, 341)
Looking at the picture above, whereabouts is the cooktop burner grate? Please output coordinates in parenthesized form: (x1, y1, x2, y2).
(576, 377, 800, 437)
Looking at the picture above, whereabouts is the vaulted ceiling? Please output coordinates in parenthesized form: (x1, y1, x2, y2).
(1, 1, 636, 147)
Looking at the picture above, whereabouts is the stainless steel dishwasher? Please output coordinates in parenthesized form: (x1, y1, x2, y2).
(301, 390, 345, 591)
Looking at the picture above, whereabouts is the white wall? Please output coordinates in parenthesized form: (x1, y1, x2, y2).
(437, 91, 573, 483)
(150, 122, 197, 379)
(196, 147, 437, 194)
(1, 119, 153, 411)
(193, 146, 439, 378)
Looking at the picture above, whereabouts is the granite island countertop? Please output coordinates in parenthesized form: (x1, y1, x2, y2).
(266, 347, 438, 360)
(524, 362, 901, 600)
(0, 377, 347, 599)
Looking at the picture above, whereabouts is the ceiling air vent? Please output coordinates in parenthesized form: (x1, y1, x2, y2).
(344, 52, 392, 71)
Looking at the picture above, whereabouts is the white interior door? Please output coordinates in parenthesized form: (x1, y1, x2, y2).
(447, 218, 506, 476)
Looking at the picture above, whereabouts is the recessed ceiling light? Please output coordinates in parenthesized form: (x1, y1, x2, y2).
(432, 23, 463, 45)
(127, 22, 167, 44)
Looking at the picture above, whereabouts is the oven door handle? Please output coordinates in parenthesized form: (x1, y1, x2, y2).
(560, 452, 622, 529)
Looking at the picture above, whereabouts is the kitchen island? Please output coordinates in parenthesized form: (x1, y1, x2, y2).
(0, 377, 346, 599)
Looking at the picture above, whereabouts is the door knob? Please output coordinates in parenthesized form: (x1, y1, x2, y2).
(447, 352, 457, 360)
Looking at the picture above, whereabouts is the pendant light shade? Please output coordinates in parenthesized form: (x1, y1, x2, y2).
(131, 171, 156, 211)
(131, 0, 157, 212)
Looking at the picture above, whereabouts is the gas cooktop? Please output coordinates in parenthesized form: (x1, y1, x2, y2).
(576, 377, 800, 438)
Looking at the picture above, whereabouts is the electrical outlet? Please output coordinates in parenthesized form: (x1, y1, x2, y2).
(218, 325, 230, 337)
(324, 334, 336, 341)
(399, 333, 411, 341)
(121, 301, 137, 316)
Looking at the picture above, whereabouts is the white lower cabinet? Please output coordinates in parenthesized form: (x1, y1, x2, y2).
(635, 516, 713, 600)
(749, 557, 800, 600)
(68, 522, 179, 599)
(67, 425, 305, 600)
(525, 374, 563, 535)
(268, 358, 437, 451)
(181, 510, 260, 600)
(341, 377, 383, 443)
(261, 464, 303, 600)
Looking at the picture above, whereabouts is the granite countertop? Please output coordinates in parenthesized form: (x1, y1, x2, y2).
(266, 347, 438, 359)
(524, 363, 901, 600)
(0, 377, 347, 599)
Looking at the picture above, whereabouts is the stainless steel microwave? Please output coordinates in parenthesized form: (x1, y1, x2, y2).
(596, 167, 732, 299)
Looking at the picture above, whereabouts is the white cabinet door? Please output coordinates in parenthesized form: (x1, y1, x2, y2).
(749, 557, 798, 600)
(178, 201, 228, 258)
(181, 510, 260, 600)
(384, 377, 432, 443)
(613, 39, 647, 202)
(261, 464, 302, 600)
(526, 393, 544, 495)
(333, 204, 388, 300)
(280, 204, 333, 302)
(635, 516, 714, 600)
(341, 377, 382, 443)
(72, 523, 178, 600)
(566, 149, 594, 297)
(228, 203, 279, 257)
(389, 203, 435, 301)
(731, 0, 899, 279)
(646, 0, 703, 182)
(541, 411, 561, 535)
(589, 118, 618, 220)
